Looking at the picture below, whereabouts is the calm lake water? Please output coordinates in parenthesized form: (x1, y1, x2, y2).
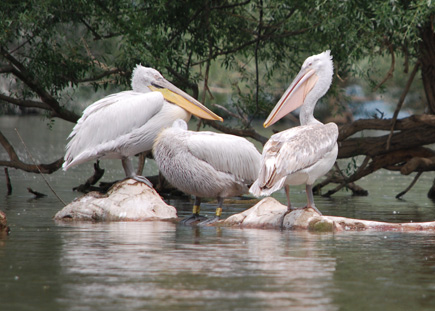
(1, 115, 435, 311)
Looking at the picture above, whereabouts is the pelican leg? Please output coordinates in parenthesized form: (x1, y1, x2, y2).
(197, 197, 223, 226)
(180, 197, 207, 225)
(122, 157, 153, 187)
(305, 184, 322, 215)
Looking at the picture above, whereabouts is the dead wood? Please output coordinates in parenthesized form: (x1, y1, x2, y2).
(337, 114, 435, 141)
(0, 130, 63, 174)
(387, 61, 421, 150)
(396, 172, 423, 199)
(318, 148, 435, 197)
(428, 178, 435, 200)
(338, 124, 435, 158)
(4, 168, 12, 195)
(73, 161, 105, 193)
(27, 187, 47, 198)
(400, 156, 435, 175)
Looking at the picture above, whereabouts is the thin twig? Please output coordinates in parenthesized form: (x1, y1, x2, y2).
(15, 129, 67, 206)
(211, 103, 242, 120)
(386, 61, 420, 150)
(396, 171, 423, 199)
(373, 41, 395, 92)
(323, 156, 371, 197)
(27, 187, 47, 198)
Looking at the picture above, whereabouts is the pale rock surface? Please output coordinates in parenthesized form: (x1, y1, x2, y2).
(54, 179, 177, 221)
(224, 197, 287, 228)
(223, 197, 435, 232)
(0, 210, 10, 236)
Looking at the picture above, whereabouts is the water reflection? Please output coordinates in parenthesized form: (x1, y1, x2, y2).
(56, 222, 337, 311)
(2, 115, 435, 310)
(53, 221, 435, 311)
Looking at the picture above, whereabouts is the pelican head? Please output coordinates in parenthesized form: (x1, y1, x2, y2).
(131, 66, 165, 92)
(264, 50, 333, 127)
(132, 65, 223, 122)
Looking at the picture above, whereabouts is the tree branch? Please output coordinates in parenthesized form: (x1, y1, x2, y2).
(386, 61, 421, 150)
(202, 119, 268, 145)
(191, 27, 312, 67)
(338, 114, 435, 141)
(0, 94, 51, 110)
(0, 130, 63, 174)
(339, 124, 435, 158)
(372, 39, 395, 92)
(0, 48, 80, 123)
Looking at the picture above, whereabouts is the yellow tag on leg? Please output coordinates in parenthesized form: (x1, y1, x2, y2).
(192, 205, 201, 215)
(216, 207, 222, 217)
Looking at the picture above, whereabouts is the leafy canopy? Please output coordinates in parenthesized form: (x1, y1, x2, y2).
(0, 0, 433, 121)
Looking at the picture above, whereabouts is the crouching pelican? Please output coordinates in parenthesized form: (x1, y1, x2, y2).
(250, 51, 338, 215)
(153, 119, 261, 225)
(63, 65, 223, 186)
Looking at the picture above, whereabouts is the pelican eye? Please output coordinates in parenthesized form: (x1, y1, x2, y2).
(151, 82, 164, 89)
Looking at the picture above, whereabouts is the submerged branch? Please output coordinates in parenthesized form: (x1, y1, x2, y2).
(396, 171, 423, 199)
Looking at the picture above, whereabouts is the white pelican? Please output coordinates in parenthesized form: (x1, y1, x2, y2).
(63, 65, 223, 186)
(153, 119, 261, 225)
(249, 51, 338, 215)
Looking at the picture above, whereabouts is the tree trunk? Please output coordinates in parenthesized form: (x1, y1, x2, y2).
(419, 18, 435, 114)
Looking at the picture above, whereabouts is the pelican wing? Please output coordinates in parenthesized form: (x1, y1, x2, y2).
(257, 123, 338, 189)
(186, 131, 261, 183)
(64, 91, 164, 168)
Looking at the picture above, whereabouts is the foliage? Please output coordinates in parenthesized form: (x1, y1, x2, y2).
(0, 0, 433, 122)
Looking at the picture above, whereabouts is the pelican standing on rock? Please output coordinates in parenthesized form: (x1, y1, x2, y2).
(250, 51, 338, 215)
(153, 119, 261, 225)
(63, 66, 223, 186)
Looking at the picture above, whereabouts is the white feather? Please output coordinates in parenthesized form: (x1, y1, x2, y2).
(153, 119, 261, 199)
(249, 51, 338, 210)
(62, 65, 198, 176)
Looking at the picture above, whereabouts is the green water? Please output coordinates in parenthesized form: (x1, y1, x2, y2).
(1, 116, 435, 311)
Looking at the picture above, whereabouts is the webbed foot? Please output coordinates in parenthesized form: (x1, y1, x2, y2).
(180, 214, 208, 225)
(197, 216, 220, 226)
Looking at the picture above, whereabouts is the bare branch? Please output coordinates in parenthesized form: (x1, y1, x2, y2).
(373, 40, 395, 92)
(191, 27, 312, 67)
(76, 68, 124, 84)
(396, 171, 423, 199)
(386, 61, 421, 150)
(400, 156, 435, 175)
(0, 47, 80, 123)
(0, 65, 14, 74)
(212, 103, 244, 121)
(338, 114, 435, 141)
(0, 130, 63, 174)
(202, 119, 268, 145)
(211, 0, 251, 10)
(0, 94, 51, 110)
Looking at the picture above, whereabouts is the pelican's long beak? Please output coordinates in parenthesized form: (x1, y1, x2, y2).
(149, 78, 223, 122)
(263, 67, 318, 128)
